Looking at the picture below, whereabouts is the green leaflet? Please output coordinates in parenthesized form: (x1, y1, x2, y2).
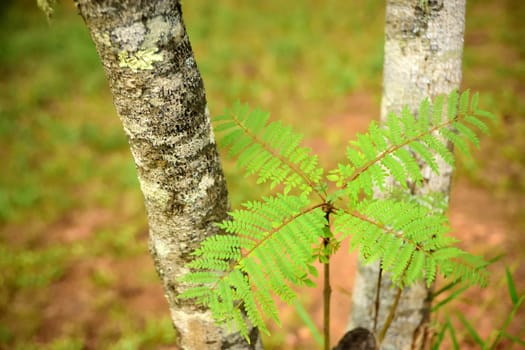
(180, 91, 492, 339)
(332, 197, 486, 287)
(216, 102, 324, 196)
(179, 194, 327, 338)
(330, 90, 493, 200)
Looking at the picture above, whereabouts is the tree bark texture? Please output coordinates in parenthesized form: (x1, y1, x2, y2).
(349, 1, 466, 349)
(74, 1, 262, 349)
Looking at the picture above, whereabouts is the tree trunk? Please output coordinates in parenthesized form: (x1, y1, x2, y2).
(74, 1, 262, 349)
(349, 1, 466, 349)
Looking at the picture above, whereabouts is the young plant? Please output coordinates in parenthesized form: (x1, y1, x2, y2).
(179, 90, 493, 348)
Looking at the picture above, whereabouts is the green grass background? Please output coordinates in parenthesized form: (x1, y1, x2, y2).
(0, 0, 524, 348)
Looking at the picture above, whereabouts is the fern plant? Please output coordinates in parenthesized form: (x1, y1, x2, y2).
(179, 90, 493, 347)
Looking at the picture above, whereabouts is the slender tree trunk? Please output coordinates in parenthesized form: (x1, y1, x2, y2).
(349, 1, 466, 349)
(74, 1, 262, 349)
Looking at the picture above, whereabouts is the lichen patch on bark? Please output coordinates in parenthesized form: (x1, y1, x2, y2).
(170, 309, 222, 350)
(138, 178, 171, 212)
(113, 22, 146, 51)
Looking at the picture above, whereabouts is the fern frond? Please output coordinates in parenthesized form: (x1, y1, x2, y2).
(435, 251, 489, 287)
(328, 90, 492, 199)
(419, 132, 455, 166)
(392, 243, 415, 280)
(405, 250, 425, 285)
(216, 102, 324, 197)
(431, 94, 445, 126)
(446, 90, 460, 122)
(179, 194, 327, 338)
(453, 122, 480, 148)
(425, 256, 437, 287)
(464, 115, 489, 135)
(180, 90, 493, 337)
(333, 198, 487, 287)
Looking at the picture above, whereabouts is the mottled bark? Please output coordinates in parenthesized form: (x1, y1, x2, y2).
(74, 1, 262, 349)
(349, 1, 466, 349)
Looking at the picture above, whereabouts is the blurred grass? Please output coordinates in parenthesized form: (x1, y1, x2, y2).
(0, 0, 523, 348)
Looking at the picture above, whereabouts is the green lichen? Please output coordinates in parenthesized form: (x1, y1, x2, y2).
(118, 48, 163, 72)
